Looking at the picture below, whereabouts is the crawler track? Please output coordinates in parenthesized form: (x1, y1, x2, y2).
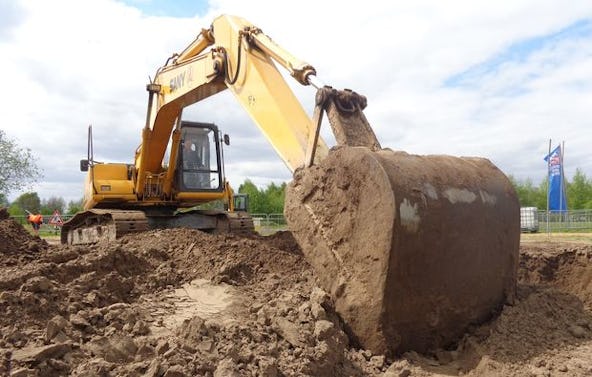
(61, 209, 254, 244)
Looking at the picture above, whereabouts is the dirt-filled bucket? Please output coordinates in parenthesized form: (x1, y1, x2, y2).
(285, 146, 520, 355)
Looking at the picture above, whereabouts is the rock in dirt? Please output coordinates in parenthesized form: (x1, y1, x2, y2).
(273, 317, 307, 348)
(144, 359, 163, 377)
(214, 358, 240, 377)
(163, 364, 186, 377)
(9, 368, 37, 377)
(69, 313, 92, 330)
(85, 336, 138, 363)
(46, 315, 69, 342)
(11, 342, 72, 363)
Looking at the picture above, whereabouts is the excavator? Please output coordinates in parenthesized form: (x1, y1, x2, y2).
(62, 15, 520, 355)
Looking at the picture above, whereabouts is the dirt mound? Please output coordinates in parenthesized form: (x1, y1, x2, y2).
(0, 216, 48, 265)
(1, 231, 591, 376)
(519, 242, 592, 307)
(0, 229, 380, 376)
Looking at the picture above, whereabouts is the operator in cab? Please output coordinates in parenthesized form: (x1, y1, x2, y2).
(181, 137, 210, 189)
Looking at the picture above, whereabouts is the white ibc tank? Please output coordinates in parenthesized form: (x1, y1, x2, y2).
(520, 207, 539, 233)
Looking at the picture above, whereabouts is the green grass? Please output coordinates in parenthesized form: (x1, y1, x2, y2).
(20, 223, 61, 239)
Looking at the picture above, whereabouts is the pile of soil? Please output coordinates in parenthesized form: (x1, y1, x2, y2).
(0, 210, 48, 265)
(1, 215, 591, 376)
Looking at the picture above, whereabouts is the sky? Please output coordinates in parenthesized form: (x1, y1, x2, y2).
(0, 0, 591, 204)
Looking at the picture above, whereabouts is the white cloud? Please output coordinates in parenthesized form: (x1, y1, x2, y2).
(1, 0, 591, 203)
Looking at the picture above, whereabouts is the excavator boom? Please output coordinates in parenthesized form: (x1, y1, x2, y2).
(136, 15, 328, 199)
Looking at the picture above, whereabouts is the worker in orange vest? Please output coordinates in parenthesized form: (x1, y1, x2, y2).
(27, 212, 44, 236)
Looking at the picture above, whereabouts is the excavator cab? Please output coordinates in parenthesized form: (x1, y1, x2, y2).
(177, 121, 223, 192)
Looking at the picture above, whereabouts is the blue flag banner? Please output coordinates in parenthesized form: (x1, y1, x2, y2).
(543, 145, 567, 211)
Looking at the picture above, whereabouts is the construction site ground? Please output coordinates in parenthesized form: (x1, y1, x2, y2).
(1, 211, 592, 377)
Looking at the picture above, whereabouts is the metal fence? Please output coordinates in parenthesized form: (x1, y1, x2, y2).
(9, 213, 289, 236)
(251, 213, 287, 234)
(253, 211, 592, 233)
(252, 210, 592, 234)
(253, 210, 592, 233)
(15, 209, 587, 236)
(535, 209, 592, 232)
(520, 209, 592, 233)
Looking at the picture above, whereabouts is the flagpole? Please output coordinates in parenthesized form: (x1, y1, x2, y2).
(561, 140, 567, 221)
(560, 141, 564, 225)
(546, 139, 551, 236)
(561, 140, 569, 222)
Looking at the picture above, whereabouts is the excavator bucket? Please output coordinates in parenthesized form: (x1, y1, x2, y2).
(284, 89, 520, 355)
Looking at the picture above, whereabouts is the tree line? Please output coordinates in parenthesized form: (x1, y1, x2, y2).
(3, 179, 284, 217)
(509, 168, 592, 210)
(3, 192, 83, 217)
(237, 179, 285, 213)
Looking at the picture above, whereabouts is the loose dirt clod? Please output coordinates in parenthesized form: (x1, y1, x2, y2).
(0, 214, 48, 265)
(1, 215, 592, 376)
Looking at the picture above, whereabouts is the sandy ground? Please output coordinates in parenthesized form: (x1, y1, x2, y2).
(1, 213, 591, 376)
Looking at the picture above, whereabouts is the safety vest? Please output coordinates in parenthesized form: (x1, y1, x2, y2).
(28, 214, 43, 224)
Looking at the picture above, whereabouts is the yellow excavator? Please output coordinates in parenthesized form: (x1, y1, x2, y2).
(62, 15, 520, 355)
